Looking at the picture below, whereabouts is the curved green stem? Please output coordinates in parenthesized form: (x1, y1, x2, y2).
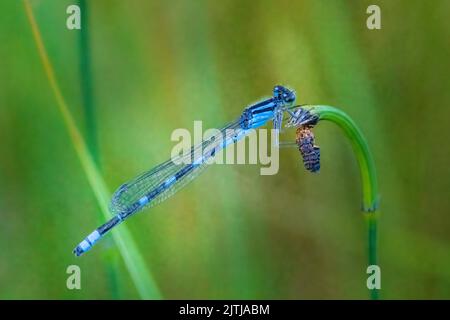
(306, 105, 380, 299)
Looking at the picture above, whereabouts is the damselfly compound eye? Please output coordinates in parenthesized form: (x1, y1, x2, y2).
(273, 85, 296, 104)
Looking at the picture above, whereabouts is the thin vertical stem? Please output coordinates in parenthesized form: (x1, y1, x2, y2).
(78, 0, 99, 166)
(77, 0, 121, 299)
(367, 214, 379, 300)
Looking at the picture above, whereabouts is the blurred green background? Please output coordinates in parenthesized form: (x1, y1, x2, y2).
(1, 0, 449, 299)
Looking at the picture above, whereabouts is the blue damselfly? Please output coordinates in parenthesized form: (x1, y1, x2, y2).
(74, 86, 315, 256)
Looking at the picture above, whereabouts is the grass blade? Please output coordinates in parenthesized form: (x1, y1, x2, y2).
(77, 0, 99, 166)
(23, 0, 162, 299)
(77, 0, 122, 299)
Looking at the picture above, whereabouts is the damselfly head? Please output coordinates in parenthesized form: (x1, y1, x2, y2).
(273, 85, 296, 104)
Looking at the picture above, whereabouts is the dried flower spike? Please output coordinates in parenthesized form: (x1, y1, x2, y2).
(296, 126, 320, 173)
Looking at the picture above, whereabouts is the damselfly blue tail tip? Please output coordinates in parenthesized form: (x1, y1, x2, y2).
(73, 230, 101, 256)
(73, 245, 85, 257)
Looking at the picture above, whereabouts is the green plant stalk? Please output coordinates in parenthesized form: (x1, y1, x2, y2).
(77, 0, 121, 299)
(307, 105, 379, 300)
(78, 0, 99, 166)
(24, 0, 162, 299)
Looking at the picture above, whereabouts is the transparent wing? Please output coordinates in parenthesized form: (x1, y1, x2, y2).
(110, 118, 243, 217)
